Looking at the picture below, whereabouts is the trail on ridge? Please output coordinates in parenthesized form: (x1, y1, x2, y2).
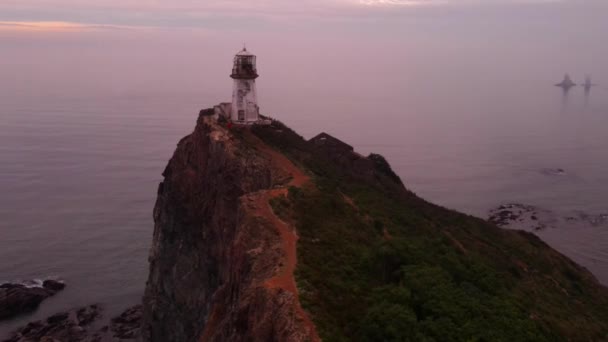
(245, 131, 319, 341)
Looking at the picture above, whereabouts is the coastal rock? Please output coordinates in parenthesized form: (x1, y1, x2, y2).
(489, 203, 541, 228)
(0, 279, 66, 320)
(488, 203, 608, 232)
(110, 305, 142, 339)
(3, 304, 142, 342)
(76, 305, 101, 327)
(3, 304, 102, 342)
(42, 280, 66, 292)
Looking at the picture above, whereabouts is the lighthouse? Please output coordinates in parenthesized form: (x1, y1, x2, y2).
(230, 47, 260, 124)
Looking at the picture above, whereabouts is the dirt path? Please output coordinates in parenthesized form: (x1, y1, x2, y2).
(246, 132, 320, 341)
(201, 129, 319, 342)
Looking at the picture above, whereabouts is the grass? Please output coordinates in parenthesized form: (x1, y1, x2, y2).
(254, 121, 608, 342)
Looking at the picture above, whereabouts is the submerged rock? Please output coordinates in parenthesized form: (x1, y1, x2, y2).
(489, 203, 608, 232)
(488, 203, 542, 229)
(540, 168, 567, 176)
(0, 279, 66, 320)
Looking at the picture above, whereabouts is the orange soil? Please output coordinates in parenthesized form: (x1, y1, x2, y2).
(201, 130, 319, 342)
(247, 132, 320, 341)
(382, 228, 393, 241)
(442, 230, 468, 255)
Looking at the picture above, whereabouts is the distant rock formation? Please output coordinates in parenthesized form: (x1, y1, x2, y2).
(555, 73, 576, 90)
(0, 279, 65, 320)
(540, 168, 566, 176)
(489, 203, 608, 231)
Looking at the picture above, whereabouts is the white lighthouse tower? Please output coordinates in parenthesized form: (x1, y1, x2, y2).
(230, 47, 259, 124)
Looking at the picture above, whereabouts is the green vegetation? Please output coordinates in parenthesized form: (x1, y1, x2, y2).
(253, 122, 608, 342)
(367, 153, 401, 184)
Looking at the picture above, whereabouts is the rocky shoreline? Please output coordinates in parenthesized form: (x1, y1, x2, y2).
(0, 280, 66, 321)
(2, 304, 141, 342)
(489, 203, 608, 231)
(1, 278, 142, 342)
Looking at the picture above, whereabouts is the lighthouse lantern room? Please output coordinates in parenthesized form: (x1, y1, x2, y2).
(230, 47, 260, 124)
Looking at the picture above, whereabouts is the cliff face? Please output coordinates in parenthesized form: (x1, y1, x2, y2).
(142, 113, 317, 342)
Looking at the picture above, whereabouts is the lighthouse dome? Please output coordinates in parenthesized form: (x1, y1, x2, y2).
(231, 47, 258, 80)
(236, 47, 254, 56)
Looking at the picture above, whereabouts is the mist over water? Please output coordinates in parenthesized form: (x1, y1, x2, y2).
(1, 1, 608, 336)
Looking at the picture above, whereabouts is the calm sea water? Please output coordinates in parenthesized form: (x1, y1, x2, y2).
(0, 92, 203, 333)
(2, 83, 607, 335)
(1, 20, 608, 335)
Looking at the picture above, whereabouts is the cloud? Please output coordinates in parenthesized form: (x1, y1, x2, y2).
(0, 0, 593, 31)
(0, 21, 136, 32)
(358, 0, 446, 6)
(357, 0, 568, 6)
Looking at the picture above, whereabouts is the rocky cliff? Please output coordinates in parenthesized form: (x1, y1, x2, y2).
(141, 111, 318, 342)
(142, 108, 608, 341)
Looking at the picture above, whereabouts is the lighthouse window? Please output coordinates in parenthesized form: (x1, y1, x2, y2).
(238, 110, 245, 121)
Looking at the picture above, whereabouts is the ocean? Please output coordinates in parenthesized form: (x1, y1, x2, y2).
(2, 12, 608, 335)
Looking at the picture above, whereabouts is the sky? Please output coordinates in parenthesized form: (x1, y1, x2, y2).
(1, 0, 607, 32)
(1, 0, 606, 107)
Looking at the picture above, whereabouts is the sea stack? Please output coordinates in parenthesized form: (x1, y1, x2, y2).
(555, 73, 576, 90)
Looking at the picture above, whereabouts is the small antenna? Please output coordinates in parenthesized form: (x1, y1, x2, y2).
(243, 42, 247, 51)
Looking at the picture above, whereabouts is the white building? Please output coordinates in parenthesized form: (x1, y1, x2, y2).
(230, 47, 260, 124)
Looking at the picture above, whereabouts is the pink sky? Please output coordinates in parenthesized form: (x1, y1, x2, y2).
(1, 0, 606, 104)
(2, 0, 602, 31)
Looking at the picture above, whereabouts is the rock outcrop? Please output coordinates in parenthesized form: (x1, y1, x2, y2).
(3, 304, 143, 342)
(489, 203, 608, 231)
(141, 113, 318, 342)
(0, 280, 66, 320)
(3, 304, 102, 342)
(110, 305, 142, 340)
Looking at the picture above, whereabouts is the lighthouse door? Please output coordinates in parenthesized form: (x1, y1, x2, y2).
(246, 102, 257, 121)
